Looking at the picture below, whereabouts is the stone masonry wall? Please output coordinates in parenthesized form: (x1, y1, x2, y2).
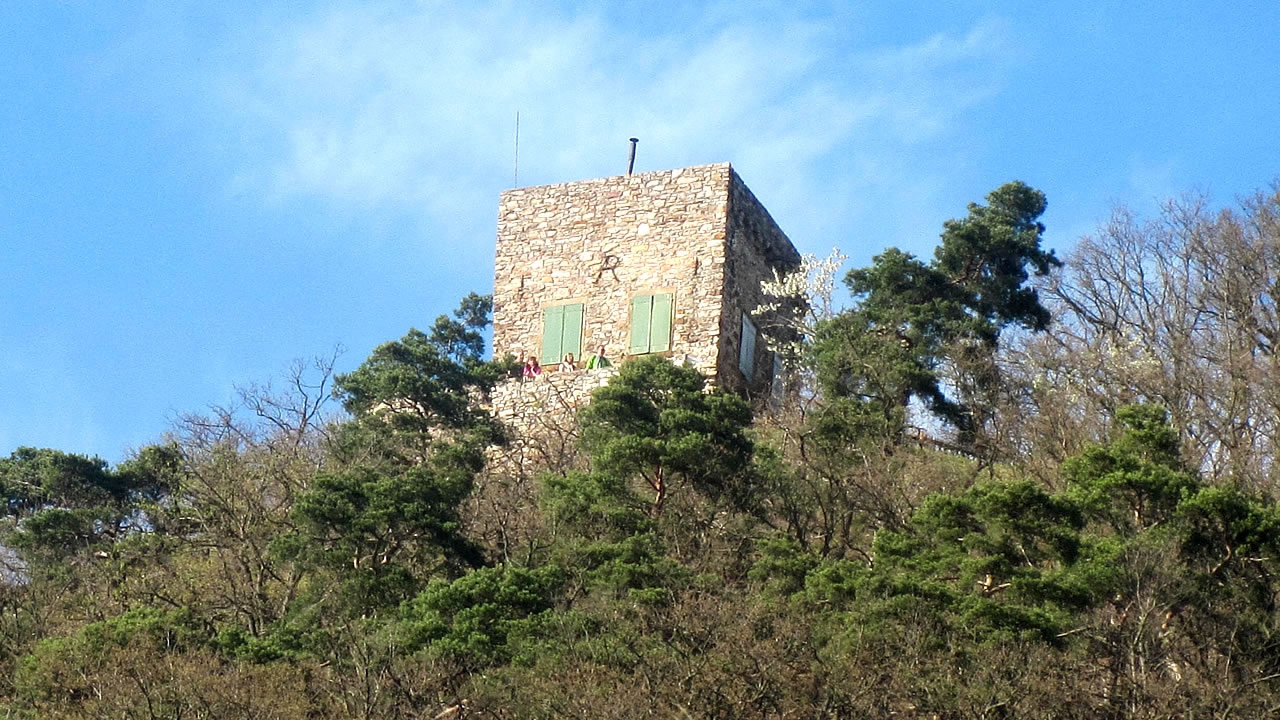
(485, 366, 619, 475)
(717, 169, 803, 395)
(492, 164, 732, 384)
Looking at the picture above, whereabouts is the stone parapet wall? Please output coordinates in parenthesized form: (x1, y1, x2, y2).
(492, 164, 732, 384)
(489, 368, 618, 425)
(485, 367, 619, 473)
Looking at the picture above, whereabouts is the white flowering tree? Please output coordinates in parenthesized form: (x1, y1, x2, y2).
(753, 248, 848, 393)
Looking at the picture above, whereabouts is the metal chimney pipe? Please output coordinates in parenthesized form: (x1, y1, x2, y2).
(627, 137, 639, 175)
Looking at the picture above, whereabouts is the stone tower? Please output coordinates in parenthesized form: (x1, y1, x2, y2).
(492, 162, 800, 396)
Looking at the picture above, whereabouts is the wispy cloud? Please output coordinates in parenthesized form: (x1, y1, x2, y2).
(212, 3, 1015, 254)
(849, 18, 1014, 142)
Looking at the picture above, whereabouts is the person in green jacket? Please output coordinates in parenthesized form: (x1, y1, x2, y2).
(585, 345, 611, 370)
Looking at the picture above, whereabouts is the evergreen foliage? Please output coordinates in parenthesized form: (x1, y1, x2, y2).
(815, 181, 1059, 444)
(578, 355, 755, 518)
(9, 183, 1280, 717)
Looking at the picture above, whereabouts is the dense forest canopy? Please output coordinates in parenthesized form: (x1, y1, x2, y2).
(5, 184, 1280, 719)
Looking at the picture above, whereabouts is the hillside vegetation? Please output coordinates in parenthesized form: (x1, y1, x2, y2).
(4, 184, 1280, 719)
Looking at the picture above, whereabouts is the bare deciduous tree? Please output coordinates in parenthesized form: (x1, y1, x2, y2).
(1004, 185, 1280, 490)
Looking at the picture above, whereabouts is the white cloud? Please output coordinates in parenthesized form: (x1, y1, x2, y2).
(847, 18, 1014, 143)
(212, 3, 1016, 256)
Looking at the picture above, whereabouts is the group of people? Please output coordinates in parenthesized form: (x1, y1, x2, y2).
(517, 345, 611, 379)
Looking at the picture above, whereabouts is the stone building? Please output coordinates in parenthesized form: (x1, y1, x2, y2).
(491, 162, 801, 398)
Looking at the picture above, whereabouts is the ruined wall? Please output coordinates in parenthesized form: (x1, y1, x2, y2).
(492, 164, 732, 383)
(717, 169, 803, 395)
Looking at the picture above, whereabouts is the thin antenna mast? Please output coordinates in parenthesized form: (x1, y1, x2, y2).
(513, 111, 520, 187)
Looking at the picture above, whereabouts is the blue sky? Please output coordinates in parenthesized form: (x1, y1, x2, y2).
(2, 1, 1278, 464)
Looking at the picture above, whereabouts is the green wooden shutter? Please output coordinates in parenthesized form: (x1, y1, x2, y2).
(739, 313, 757, 381)
(542, 303, 585, 363)
(650, 293, 673, 352)
(629, 295, 652, 354)
(562, 303, 584, 358)
(541, 305, 564, 363)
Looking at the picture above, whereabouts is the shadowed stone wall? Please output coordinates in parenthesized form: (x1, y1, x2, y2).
(718, 170, 803, 396)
